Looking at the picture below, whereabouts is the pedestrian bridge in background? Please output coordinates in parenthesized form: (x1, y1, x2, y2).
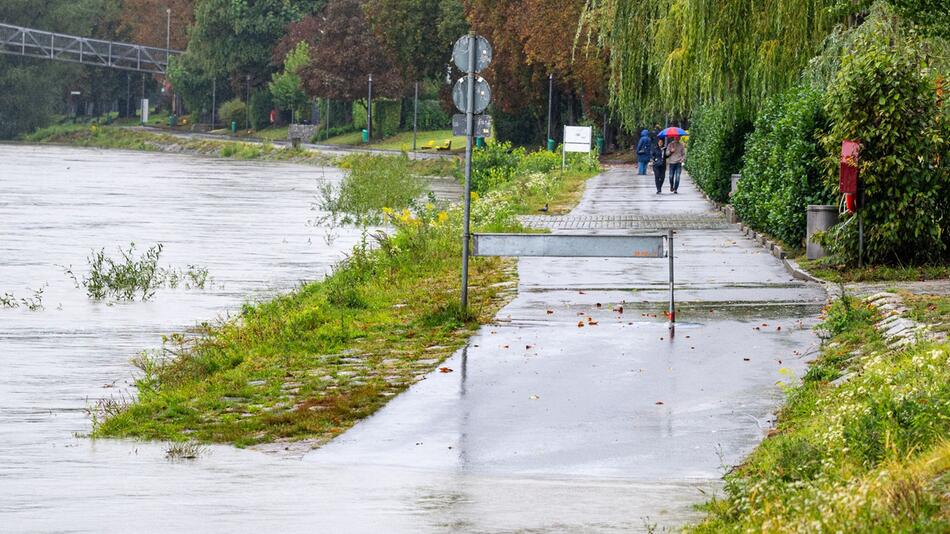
(0, 22, 180, 74)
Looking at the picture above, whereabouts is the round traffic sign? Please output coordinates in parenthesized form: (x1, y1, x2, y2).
(452, 76, 492, 114)
(452, 35, 492, 74)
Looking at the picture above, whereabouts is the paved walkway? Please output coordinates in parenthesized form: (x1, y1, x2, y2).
(305, 167, 827, 532)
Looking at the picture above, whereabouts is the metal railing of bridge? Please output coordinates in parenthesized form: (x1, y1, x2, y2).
(0, 23, 181, 74)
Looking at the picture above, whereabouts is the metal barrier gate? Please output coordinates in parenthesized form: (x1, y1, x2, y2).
(471, 230, 676, 327)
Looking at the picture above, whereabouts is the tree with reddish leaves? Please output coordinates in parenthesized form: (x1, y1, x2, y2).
(464, 0, 607, 143)
(364, 0, 467, 84)
(118, 0, 194, 50)
(278, 0, 402, 102)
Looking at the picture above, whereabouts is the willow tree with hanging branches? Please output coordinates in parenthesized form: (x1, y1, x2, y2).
(581, 0, 841, 128)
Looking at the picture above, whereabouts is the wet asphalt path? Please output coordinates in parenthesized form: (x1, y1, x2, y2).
(304, 165, 827, 531)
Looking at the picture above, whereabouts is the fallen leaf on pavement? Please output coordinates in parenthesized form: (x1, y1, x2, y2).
(655, 401, 664, 405)
(439, 367, 453, 373)
(743, 358, 751, 361)
(577, 321, 585, 328)
(546, 310, 554, 314)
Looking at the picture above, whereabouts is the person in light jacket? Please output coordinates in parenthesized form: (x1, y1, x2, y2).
(635, 129, 651, 176)
(665, 135, 685, 193)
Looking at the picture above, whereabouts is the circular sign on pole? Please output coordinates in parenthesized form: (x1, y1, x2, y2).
(452, 76, 492, 114)
(453, 35, 492, 74)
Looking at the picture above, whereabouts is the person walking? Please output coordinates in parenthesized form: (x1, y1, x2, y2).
(665, 135, 685, 193)
(651, 137, 667, 194)
(635, 129, 651, 176)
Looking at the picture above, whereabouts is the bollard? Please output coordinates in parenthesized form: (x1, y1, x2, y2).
(806, 205, 839, 260)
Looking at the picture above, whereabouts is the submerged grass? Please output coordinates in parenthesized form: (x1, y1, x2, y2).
(690, 295, 950, 532)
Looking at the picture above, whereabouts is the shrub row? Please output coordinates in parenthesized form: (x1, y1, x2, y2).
(470, 141, 600, 194)
(697, 12, 949, 263)
(732, 86, 834, 246)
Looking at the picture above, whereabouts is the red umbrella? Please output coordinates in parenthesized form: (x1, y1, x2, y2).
(658, 127, 687, 138)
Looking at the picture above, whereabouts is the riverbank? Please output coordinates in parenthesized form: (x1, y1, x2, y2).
(19, 123, 459, 176)
(690, 292, 950, 532)
(81, 136, 599, 447)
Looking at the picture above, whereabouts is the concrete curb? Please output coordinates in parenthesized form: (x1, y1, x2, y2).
(699, 190, 824, 287)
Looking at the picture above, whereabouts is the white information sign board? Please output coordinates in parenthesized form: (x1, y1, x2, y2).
(562, 125, 592, 170)
(563, 125, 592, 151)
(140, 99, 149, 124)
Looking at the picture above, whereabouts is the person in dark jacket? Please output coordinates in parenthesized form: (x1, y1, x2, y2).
(651, 137, 667, 194)
(635, 129, 651, 175)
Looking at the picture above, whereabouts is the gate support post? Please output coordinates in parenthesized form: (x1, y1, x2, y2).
(668, 229, 675, 329)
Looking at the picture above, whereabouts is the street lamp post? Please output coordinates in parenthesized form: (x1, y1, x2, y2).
(166, 8, 172, 114)
(367, 73, 373, 142)
(246, 74, 251, 129)
(413, 81, 418, 151)
(546, 73, 553, 151)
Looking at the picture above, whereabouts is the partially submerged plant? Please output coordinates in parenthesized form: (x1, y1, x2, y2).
(164, 441, 207, 460)
(84, 243, 163, 301)
(67, 243, 212, 301)
(0, 286, 47, 311)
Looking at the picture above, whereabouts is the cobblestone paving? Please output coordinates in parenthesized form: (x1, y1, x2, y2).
(519, 213, 729, 230)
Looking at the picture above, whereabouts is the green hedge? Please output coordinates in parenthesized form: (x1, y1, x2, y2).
(819, 23, 949, 264)
(353, 99, 401, 139)
(413, 99, 451, 130)
(733, 87, 834, 246)
(686, 103, 751, 203)
(217, 98, 246, 130)
(248, 89, 273, 131)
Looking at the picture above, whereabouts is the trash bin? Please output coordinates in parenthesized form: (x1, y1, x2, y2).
(806, 205, 839, 260)
(230, 120, 237, 133)
(595, 135, 604, 155)
(547, 138, 556, 152)
(476, 137, 485, 148)
(730, 174, 742, 196)
(362, 129, 369, 144)
(168, 114, 177, 127)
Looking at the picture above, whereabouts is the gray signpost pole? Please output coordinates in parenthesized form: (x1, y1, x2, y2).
(461, 32, 477, 311)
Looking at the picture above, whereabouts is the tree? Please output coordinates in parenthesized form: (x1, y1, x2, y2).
(464, 0, 607, 143)
(888, 0, 950, 37)
(581, 0, 841, 127)
(118, 0, 194, 50)
(0, 0, 127, 137)
(364, 0, 468, 84)
(281, 0, 403, 102)
(187, 0, 323, 83)
(268, 41, 311, 121)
